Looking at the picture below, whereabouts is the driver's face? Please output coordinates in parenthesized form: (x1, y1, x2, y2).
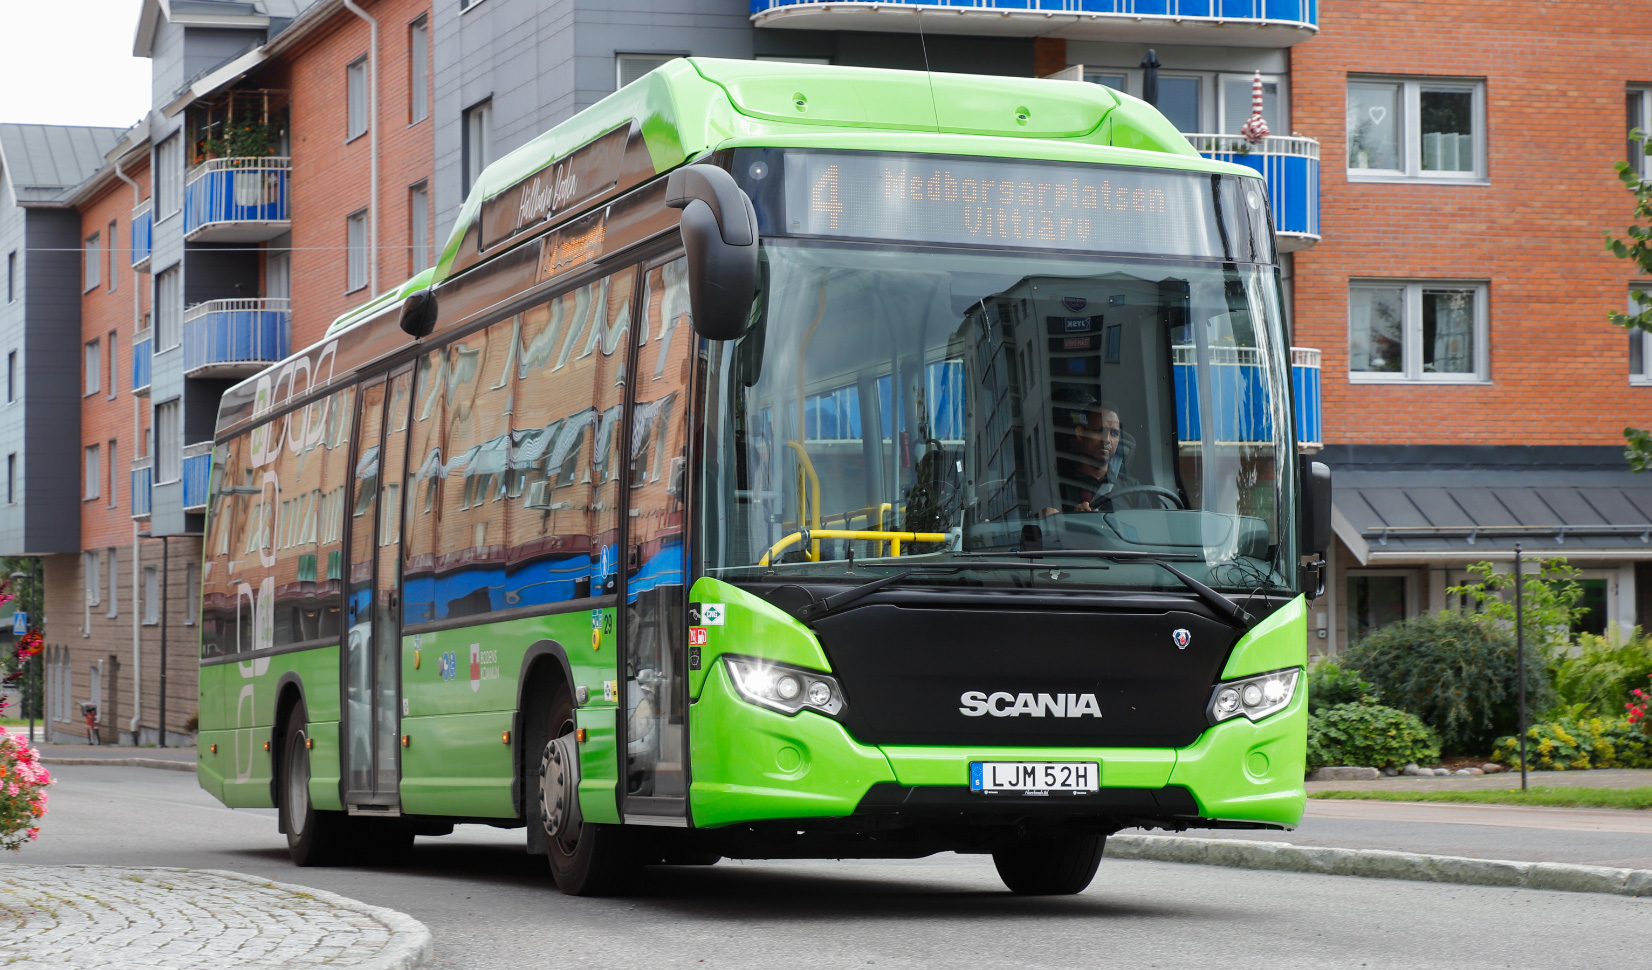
(1074, 409, 1121, 467)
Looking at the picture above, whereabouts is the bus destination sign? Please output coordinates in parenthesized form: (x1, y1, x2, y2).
(781, 152, 1230, 259)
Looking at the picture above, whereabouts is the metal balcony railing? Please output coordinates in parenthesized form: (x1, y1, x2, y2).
(182, 442, 213, 512)
(1173, 345, 1321, 451)
(182, 298, 290, 378)
(1187, 134, 1320, 251)
(131, 200, 152, 271)
(131, 330, 152, 395)
(183, 157, 291, 242)
(131, 458, 153, 520)
(750, 0, 1317, 42)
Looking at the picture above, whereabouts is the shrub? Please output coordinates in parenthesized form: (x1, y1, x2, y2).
(1307, 702, 1441, 772)
(1493, 716, 1652, 771)
(1345, 610, 1553, 755)
(0, 714, 50, 850)
(1552, 631, 1652, 719)
(1306, 657, 1379, 713)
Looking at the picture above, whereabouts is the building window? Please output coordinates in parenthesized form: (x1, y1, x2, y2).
(409, 16, 429, 124)
(1630, 287, 1651, 386)
(462, 99, 492, 193)
(8, 350, 16, 403)
(155, 266, 181, 349)
(108, 439, 118, 509)
(1347, 573, 1410, 644)
(84, 233, 101, 291)
(155, 134, 182, 217)
(84, 444, 101, 500)
(143, 566, 159, 625)
(84, 551, 101, 608)
(5, 251, 13, 302)
(347, 56, 370, 141)
(1347, 76, 1486, 181)
(460, 0, 487, 10)
(106, 547, 118, 618)
(1219, 73, 1285, 136)
(6, 454, 13, 504)
(1629, 87, 1652, 178)
(616, 54, 679, 91)
(346, 209, 369, 293)
(107, 220, 117, 292)
(155, 400, 181, 484)
(409, 182, 430, 273)
(1349, 281, 1489, 382)
(84, 340, 101, 397)
(106, 331, 118, 399)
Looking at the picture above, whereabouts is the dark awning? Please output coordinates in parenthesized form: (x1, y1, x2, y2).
(1322, 446, 1652, 564)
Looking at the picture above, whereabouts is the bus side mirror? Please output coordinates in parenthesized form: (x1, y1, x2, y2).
(666, 164, 759, 342)
(1298, 458, 1332, 598)
(399, 288, 438, 339)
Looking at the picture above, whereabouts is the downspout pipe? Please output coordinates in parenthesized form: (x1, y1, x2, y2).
(113, 156, 143, 742)
(344, 0, 380, 295)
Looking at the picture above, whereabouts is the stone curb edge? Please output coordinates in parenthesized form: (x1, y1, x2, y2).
(1105, 834, 1652, 898)
(55, 865, 435, 970)
(41, 757, 195, 771)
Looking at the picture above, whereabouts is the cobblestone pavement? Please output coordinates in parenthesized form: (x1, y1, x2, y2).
(0, 865, 432, 969)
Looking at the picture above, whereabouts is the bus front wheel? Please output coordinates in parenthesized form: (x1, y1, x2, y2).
(991, 832, 1105, 895)
(538, 693, 635, 896)
(282, 701, 352, 867)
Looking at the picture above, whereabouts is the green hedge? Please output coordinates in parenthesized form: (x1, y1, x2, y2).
(1307, 702, 1441, 772)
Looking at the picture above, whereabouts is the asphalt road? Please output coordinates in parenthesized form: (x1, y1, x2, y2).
(13, 764, 1649, 970)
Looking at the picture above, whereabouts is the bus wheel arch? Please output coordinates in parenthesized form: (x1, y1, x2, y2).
(270, 673, 307, 821)
(516, 641, 575, 841)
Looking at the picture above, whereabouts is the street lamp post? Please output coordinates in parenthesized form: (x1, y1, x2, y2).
(10, 570, 31, 745)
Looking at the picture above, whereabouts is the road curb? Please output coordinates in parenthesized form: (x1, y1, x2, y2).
(1105, 834, 1652, 898)
(41, 756, 195, 771)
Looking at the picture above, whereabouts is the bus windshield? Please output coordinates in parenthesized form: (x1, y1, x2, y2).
(697, 239, 1298, 595)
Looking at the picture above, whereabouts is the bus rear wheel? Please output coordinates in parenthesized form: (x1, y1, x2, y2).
(991, 832, 1105, 895)
(282, 701, 352, 867)
(539, 693, 635, 896)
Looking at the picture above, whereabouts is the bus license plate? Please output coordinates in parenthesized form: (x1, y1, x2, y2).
(970, 762, 1098, 795)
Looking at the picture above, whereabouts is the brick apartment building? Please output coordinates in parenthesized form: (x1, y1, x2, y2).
(5, 0, 1650, 743)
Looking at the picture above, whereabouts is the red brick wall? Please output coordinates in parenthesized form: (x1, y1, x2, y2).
(272, 0, 434, 350)
(1033, 38, 1068, 79)
(78, 165, 150, 551)
(1291, 1, 1652, 445)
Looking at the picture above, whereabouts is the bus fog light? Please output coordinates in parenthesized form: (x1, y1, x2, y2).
(725, 656, 845, 717)
(1207, 668, 1299, 725)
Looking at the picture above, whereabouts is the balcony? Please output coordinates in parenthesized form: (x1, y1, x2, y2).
(131, 200, 152, 272)
(182, 442, 213, 512)
(131, 458, 152, 520)
(132, 330, 152, 395)
(1173, 345, 1321, 452)
(182, 298, 290, 379)
(183, 157, 291, 242)
(750, 0, 1317, 46)
(1188, 134, 1319, 251)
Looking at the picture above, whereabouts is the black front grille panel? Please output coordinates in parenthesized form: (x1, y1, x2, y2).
(811, 603, 1237, 748)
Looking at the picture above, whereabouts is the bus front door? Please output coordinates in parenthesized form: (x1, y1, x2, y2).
(343, 369, 413, 813)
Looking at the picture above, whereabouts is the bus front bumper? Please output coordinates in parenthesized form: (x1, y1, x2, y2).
(684, 660, 1306, 831)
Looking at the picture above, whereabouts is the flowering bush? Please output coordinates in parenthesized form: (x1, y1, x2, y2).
(0, 701, 50, 850)
(1627, 673, 1651, 734)
(1493, 716, 1652, 771)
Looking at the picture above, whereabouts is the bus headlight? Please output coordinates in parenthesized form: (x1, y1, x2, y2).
(1207, 668, 1299, 725)
(724, 656, 845, 717)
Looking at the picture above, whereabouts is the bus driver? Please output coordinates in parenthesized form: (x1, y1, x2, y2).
(1042, 396, 1139, 515)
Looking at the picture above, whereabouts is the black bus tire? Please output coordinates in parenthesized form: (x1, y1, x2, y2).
(991, 832, 1105, 895)
(282, 701, 352, 867)
(540, 692, 635, 896)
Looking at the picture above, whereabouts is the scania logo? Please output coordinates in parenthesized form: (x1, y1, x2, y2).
(1173, 628, 1192, 650)
(958, 691, 1102, 718)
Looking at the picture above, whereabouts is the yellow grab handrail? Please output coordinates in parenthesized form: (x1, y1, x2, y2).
(785, 440, 823, 560)
(758, 529, 949, 566)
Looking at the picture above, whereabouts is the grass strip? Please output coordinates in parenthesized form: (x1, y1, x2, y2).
(1311, 787, 1652, 811)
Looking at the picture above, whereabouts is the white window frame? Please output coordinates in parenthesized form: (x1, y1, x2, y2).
(616, 53, 681, 91)
(1629, 87, 1651, 179)
(409, 16, 430, 124)
(1348, 280, 1490, 384)
(84, 232, 101, 292)
(409, 181, 430, 273)
(84, 550, 102, 608)
(1631, 286, 1651, 386)
(106, 330, 118, 400)
(462, 99, 492, 192)
(84, 444, 101, 500)
(155, 266, 181, 350)
(1347, 75, 1487, 183)
(107, 439, 117, 509)
(106, 547, 118, 618)
(155, 134, 182, 219)
(155, 399, 181, 484)
(143, 565, 159, 625)
(347, 56, 370, 142)
(84, 339, 101, 397)
(346, 209, 369, 293)
(1344, 568, 1417, 643)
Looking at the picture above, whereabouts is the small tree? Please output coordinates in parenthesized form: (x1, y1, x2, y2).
(1606, 130, 1652, 471)
(1447, 558, 1587, 660)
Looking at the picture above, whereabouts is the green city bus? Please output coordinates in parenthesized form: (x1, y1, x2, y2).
(196, 58, 1332, 896)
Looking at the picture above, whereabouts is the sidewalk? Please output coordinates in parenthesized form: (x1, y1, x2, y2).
(0, 865, 432, 969)
(1307, 767, 1652, 793)
(30, 742, 196, 772)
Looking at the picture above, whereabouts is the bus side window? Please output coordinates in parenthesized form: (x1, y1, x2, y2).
(201, 436, 243, 659)
(402, 348, 446, 625)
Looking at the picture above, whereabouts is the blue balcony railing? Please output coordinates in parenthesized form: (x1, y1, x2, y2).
(131, 331, 152, 395)
(181, 442, 213, 512)
(1173, 345, 1321, 451)
(1188, 134, 1320, 251)
(751, 0, 1317, 42)
(131, 200, 152, 271)
(183, 157, 291, 242)
(131, 459, 152, 519)
(182, 298, 290, 378)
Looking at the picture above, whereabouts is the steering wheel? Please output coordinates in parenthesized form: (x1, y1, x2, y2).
(1101, 485, 1186, 510)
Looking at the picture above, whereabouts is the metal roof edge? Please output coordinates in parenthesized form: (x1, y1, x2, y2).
(1331, 504, 1369, 566)
(162, 0, 345, 116)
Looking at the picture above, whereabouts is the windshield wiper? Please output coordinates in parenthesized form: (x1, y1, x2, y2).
(962, 549, 1254, 628)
